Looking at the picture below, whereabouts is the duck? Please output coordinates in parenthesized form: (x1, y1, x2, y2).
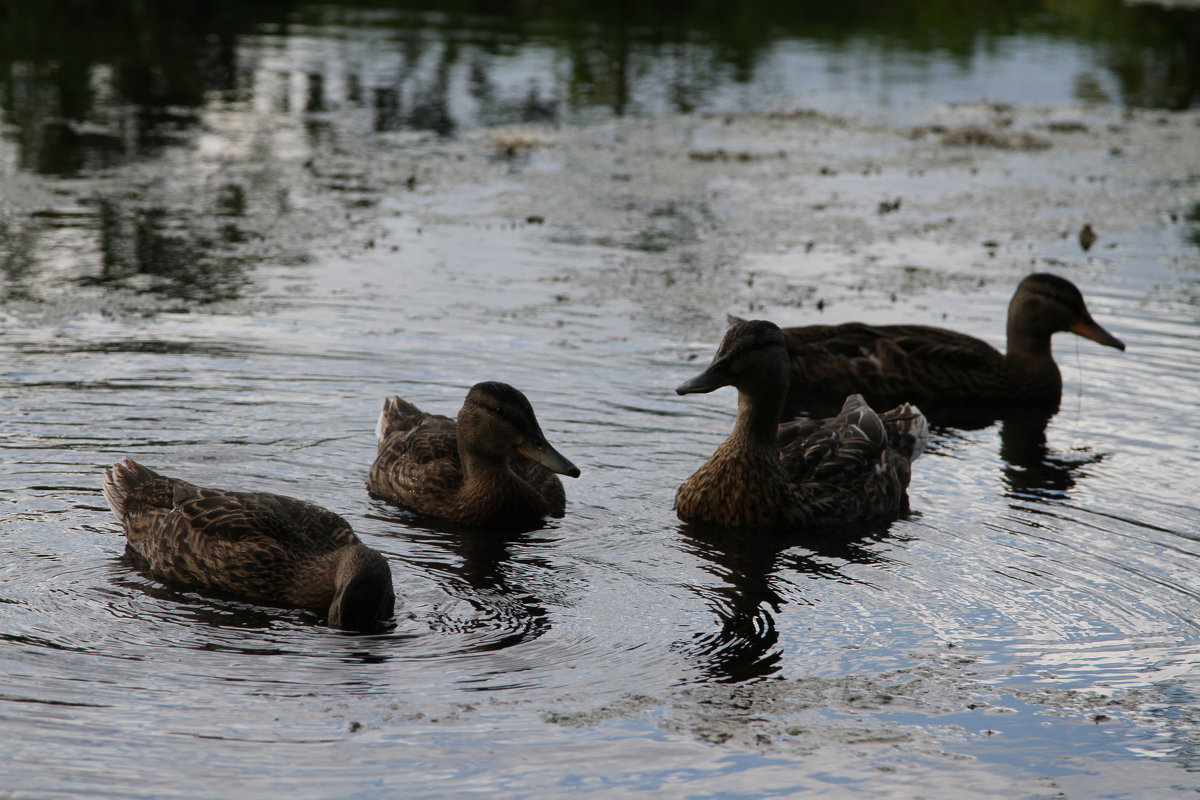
(753, 273, 1125, 425)
(674, 319, 928, 530)
(102, 459, 395, 631)
(367, 381, 580, 530)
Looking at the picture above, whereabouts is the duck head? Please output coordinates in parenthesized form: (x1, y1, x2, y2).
(1008, 273, 1125, 354)
(328, 545, 395, 631)
(676, 319, 791, 397)
(457, 381, 580, 478)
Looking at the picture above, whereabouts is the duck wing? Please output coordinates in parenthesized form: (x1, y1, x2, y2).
(782, 323, 1002, 411)
(785, 323, 996, 363)
(106, 460, 354, 550)
(367, 413, 464, 512)
(779, 394, 889, 483)
(376, 395, 450, 441)
(167, 485, 356, 552)
(778, 395, 925, 525)
(104, 459, 357, 600)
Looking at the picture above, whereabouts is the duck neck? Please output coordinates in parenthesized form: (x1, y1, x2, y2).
(457, 441, 535, 495)
(728, 386, 783, 457)
(454, 454, 545, 528)
(1004, 313, 1062, 403)
(1006, 306, 1054, 359)
(456, 436, 516, 484)
(1006, 324, 1054, 359)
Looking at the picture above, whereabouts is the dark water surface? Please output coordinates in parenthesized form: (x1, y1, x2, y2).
(2, 2, 1200, 797)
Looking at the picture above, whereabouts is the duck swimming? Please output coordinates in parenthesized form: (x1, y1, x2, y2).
(758, 273, 1125, 425)
(675, 320, 928, 530)
(367, 381, 580, 530)
(102, 459, 394, 630)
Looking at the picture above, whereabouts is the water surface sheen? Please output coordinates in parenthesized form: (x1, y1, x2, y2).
(2, 3, 1200, 798)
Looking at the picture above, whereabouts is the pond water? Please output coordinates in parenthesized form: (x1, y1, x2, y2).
(2, 2, 1200, 797)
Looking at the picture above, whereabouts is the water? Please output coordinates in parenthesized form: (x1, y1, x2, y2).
(3, 2, 1200, 797)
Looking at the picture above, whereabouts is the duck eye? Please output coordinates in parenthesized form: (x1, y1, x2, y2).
(492, 406, 505, 417)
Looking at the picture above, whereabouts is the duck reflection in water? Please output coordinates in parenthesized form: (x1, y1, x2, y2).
(997, 412, 1105, 501)
(677, 519, 904, 683)
(671, 320, 927, 680)
(370, 507, 554, 651)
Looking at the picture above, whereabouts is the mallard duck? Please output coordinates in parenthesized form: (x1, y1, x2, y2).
(756, 273, 1125, 424)
(102, 459, 395, 630)
(675, 320, 928, 529)
(366, 381, 580, 529)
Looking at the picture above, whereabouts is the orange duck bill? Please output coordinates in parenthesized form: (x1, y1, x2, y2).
(1069, 314, 1125, 351)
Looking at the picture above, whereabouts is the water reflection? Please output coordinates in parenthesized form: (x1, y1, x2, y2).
(2, 0, 1198, 312)
(0, 192, 256, 305)
(1185, 202, 1200, 249)
(998, 413, 1105, 501)
(3, 1, 1198, 179)
(3, 0, 1197, 176)
(677, 520, 899, 682)
(372, 510, 552, 651)
(89, 201, 251, 301)
(0, 2, 233, 175)
(110, 569, 316, 635)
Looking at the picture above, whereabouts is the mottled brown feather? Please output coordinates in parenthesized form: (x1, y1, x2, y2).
(741, 274, 1124, 425)
(103, 459, 394, 630)
(366, 382, 577, 530)
(675, 321, 928, 531)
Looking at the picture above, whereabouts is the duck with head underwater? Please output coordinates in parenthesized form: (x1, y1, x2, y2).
(103, 460, 395, 631)
(674, 320, 929, 530)
(754, 273, 1125, 426)
(367, 381, 580, 530)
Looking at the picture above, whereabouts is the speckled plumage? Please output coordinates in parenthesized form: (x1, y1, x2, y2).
(674, 320, 928, 530)
(753, 273, 1125, 424)
(102, 460, 394, 630)
(366, 382, 579, 530)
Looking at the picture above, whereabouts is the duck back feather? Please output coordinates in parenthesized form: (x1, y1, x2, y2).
(103, 459, 394, 630)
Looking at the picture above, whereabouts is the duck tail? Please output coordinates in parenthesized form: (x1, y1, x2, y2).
(376, 396, 423, 445)
(882, 403, 929, 461)
(102, 459, 163, 522)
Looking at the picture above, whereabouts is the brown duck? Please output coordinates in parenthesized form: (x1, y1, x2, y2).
(674, 320, 928, 530)
(367, 381, 580, 529)
(758, 273, 1125, 424)
(102, 459, 395, 630)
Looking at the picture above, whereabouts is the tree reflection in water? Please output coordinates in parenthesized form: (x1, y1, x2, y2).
(1, 0, 1197, 308)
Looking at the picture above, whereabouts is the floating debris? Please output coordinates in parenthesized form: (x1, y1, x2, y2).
(878, 198, 902, 215)
(483, 126, 551, 157)
(1045, 120, 1089, 133)
(937, 125, 1052, 150)
(688, 149, 787, 162)
(1079, 223, 1098, 251)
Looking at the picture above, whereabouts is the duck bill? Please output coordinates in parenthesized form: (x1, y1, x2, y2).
(676, 355, 734, 395)
(517, 436, 581, 478)
(1069, 315, 1125, 351)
